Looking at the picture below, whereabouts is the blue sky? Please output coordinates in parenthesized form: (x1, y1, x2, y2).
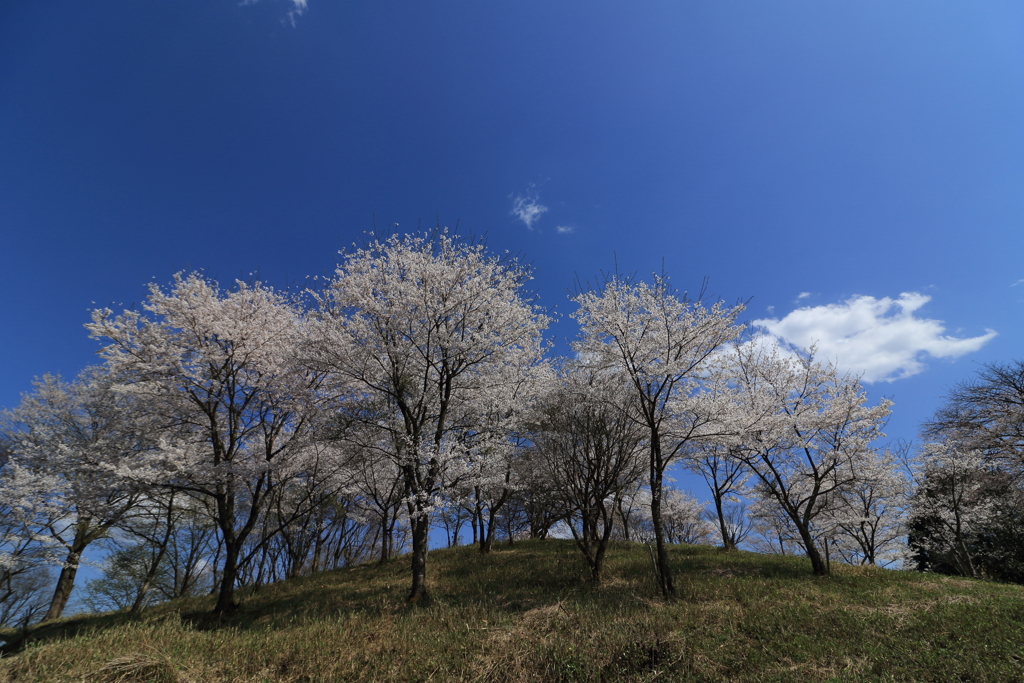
(3, 0, 1022, 461)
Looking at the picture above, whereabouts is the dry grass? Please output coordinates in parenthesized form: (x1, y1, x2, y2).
(1, 540, 1023, 682)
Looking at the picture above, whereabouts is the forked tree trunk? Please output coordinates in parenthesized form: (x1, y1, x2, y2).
(480, 489, 511, 554)
(480, 478, 513, 553)
(582, 506, 616, 585)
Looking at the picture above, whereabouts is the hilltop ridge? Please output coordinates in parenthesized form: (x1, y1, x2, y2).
(1, 540, 1022, 682)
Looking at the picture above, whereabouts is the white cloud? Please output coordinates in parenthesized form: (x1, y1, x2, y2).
(556, 225, 574, 234)
(796, 292, 811, 300)
(511, 188, 548, 230)
(753, 292, 997, 383)
(1012, 279, 1024, 287)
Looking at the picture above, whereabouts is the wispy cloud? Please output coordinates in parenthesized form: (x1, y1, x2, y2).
(511, 187, 548, 230)
(796, 292, 811, 301)
(1012, 279, 1024, 287)
(556, 225, 574, 234)
(753, 292, 997, 383)
(286, 0, 307, 26)
(240, 0, 307, 26)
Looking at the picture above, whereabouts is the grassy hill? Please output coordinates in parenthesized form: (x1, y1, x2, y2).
(1, 539, 1022, 682)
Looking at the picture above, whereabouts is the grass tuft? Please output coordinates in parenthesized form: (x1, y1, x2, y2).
(86, 651, 181, 683)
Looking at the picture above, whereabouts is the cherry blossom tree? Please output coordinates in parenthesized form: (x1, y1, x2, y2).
(655, 488, 715, 545)
(1, 367, 149, 621)
(328, 407, 415, 563)
(459, 361, 547, 554)
(533, 361, 646, 584)
(825, 445, 910, 567)
(722, 342, 892, 576)
(238, 441, 371, 584)
(354, 446, 409, 563)
(507, 448, 566, 540)
(312, 232, 550, 602)
(715, 500, 756, 550)
(0, 451, 60, 627)
(107, 489, 183, 614)
(747, 494, 802, 556)
(571, 274, 744, 596)
(609, 486, 649, 542)
(683, 441, 749, 550)
(905, 444, 1016, 578)
(616, 488, 715, 546)
(919, 360, 1024, 580)
(87, 273, 328, 614)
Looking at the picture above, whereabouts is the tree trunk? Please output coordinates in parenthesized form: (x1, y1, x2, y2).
(795, 523, 828, 576)
(472, 490, 483, 546)
(649, 449, 675, 598)
(130, 542, 169, 615)
(311, 529, 324, 574)
(505, 504, 514, 546)
(570, 510, 594, 578)
(41, 544, 86, 623)
(590, 507, 616, 585)
(617, 499, 632, 542)
(211, 480, 245, 614)
(407, 512, 430, 604)
(386, 510, 399, 558)
(378, 509, 390, 563)
(713, 495, 736, 551)
(209, 540, 223, 595)
(214, 538, 241, 613)
(130, 573, 155, 615)
(131, 491, 177, 614)
(480, 502, 503, 554)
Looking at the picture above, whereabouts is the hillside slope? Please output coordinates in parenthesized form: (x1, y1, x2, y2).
(1, 540, 1022, 682)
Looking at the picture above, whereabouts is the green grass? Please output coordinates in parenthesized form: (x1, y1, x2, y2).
(2, 540, 1023, 682)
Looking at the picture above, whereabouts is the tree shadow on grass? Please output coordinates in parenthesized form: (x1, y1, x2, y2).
(0, 610, 130, 656)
